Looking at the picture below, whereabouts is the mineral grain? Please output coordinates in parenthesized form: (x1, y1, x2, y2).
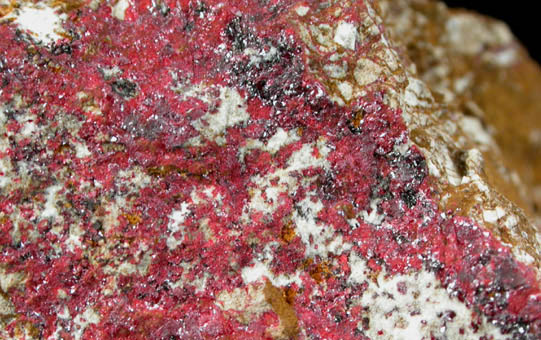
(0, 1, 540, 339)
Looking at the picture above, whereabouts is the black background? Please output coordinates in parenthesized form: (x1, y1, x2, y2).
(443, 1, 539, 63)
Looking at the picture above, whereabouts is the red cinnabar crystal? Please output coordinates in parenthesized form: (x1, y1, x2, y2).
(0, 1, 539, 339)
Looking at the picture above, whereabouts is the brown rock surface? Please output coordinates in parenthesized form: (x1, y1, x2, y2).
(379, 0, 541, 266)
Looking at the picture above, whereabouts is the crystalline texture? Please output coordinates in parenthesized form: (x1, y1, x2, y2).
(0, 1, 540, 339)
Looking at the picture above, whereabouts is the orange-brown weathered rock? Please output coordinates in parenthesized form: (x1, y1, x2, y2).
(379, 0, 541, 268)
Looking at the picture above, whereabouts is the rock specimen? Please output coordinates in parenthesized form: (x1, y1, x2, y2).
(0, 0, 540, 339)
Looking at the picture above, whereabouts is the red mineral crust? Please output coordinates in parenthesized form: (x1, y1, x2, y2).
(0, 1, 540, 339)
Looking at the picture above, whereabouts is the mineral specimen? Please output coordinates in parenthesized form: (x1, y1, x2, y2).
(0, 0, 540, 339)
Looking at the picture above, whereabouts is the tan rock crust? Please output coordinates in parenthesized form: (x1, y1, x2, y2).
(376, 0, 541, 269)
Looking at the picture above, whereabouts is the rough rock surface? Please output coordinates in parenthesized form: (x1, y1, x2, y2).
(0, 0, 540, 339)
